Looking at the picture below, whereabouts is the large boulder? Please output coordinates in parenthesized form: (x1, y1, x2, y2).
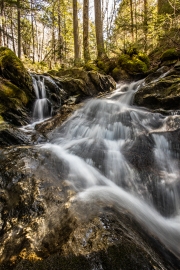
(134, 67, 180, 111)
(0, 146, 179, 269)
(0, 47, 33, 126)
(48, 68, 116, 98)
(0, 47, 32, 93)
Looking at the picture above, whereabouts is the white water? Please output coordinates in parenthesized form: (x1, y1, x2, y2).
(40, 80, 180, 259)
(32, 76, 52, 121)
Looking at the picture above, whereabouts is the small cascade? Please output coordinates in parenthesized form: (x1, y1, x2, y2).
(43, 80, 180, 259)
(32, 76, 52, 121)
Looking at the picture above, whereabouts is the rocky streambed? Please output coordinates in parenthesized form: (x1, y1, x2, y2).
(0, 48, 180, 269)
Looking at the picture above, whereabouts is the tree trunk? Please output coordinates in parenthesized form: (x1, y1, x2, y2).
(143, 0, 148, 51)
(58, 0, 63, 64)
(134, 0, 138, 42)
(130, 0, 134, 42)
(83, 0, 90, 63)
(31, 0, 35, 63)
(94, 0, 107, 59)
(17, 0, 21, 58)
(52, 1, 56, 65)
(10, 9, 16, 54)
(0, 0, 4, 46)
(73, 0, 80, 65)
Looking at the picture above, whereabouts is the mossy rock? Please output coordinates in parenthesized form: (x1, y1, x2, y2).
(0, 47, 33, 96)
(138, 52, 150, 67)
(117, 48, 150, 75)
(118, 53, 149, 75)
(96, 58, 117, 75)
(160, 49, 180, 62)
(49, 69, 116, 97)
(83, 61, 99, 72)
(0, 77, 31, 125)
(111, 67, 130, 81)
(134, 74, 180, 110)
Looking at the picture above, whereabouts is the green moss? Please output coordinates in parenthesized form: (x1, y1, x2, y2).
(161, 49, 180, 62)
(118, 53, 148, 74)
(83, 61, 99, 72)
(118, 54, 131, 66)
(0, 79, 28, 105)
(0, 47, 32, 94)
(0, 115, 4, 123)
(138, 53, 150, 67)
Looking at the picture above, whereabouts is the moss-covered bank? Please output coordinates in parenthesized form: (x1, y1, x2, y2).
(0, 47, 34, 126)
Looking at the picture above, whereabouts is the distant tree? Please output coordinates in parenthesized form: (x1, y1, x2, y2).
(17, 0, 21, 58)
(83, 0, 90, 62)
(94, 0, 107, 59)
(73, 0, 80, 65)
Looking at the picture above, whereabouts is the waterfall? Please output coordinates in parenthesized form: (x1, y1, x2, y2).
(32, 76, 52, 121)
(41, 79, 180, 259)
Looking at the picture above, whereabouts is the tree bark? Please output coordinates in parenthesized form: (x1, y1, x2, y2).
(83, 0, 90, 62)
(94, 0, 107, 59)
(17, 0, 21, 58)
(143, 0, 148, 51)
(73, 0, 80, 65)
(0, 0, 4, 46)
(10, 9, 16, 54)
(58, 0, 63, 64)
(31, 0, 35, 63)
(130, 0, 134, 42)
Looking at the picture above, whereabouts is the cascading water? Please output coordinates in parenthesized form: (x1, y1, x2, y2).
(32, 76, 52, 121)
(41, 80, 180, 259)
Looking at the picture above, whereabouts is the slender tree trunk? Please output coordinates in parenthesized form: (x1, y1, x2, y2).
(35, 19, 39, 62)
(134, 0, 138, 42)
(41, 26, 45, 61)
(94, 0, 107, 59)
(130, 0, 134, 42)
(143, 0, 148, 51)
(58, 0, 62, 64)
(73, 0, 80, 65)
(10, 10, 16, 53)
(51, 1, 56, 65)
(17, 0, 21, 58)
(83, 0, 90, 63)
(31, 0, 35, 63)
(0, 0, 4, 46)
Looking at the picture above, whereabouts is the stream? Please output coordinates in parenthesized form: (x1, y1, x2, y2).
(43, 80, 180, 258)
(0, 76, 180, 269)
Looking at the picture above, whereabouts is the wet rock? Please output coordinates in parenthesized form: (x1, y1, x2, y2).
(0, 47, 32, 94)
(34, 103, 83, 139)
(0, 124, 31, 146)
(0, 48, 34, 126)
(134, 68, 180, 111)
(0, 146, 179, 269)
(47, 68, 116, 98)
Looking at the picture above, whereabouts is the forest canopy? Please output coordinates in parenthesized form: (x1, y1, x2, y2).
(0, 0, 179, 71)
